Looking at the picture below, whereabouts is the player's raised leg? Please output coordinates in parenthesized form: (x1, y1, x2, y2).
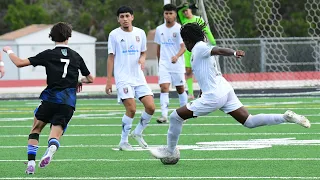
(39, 125, 62, 168)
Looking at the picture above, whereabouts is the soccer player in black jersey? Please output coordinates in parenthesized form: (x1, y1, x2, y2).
(3, 22, 94, 174)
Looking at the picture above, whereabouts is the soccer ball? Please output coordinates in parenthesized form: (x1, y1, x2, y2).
(160, 148, 180, 165)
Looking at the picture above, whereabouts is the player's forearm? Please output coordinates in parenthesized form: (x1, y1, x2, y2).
(80, 74, 94, 84)
(156, 45, 160, 62)
(176, 45, 186, 57)
(8, 53, 29, 68)
(106, 57, 114, 81)
(140, 51, 146, 60)
(211, 47, 236, 56)
(177, 8, 187, 24)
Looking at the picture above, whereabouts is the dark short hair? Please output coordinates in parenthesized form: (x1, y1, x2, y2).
(117, 6, 133, 16)
(49, 22, 72, 42)
(163, 4, 177, 12)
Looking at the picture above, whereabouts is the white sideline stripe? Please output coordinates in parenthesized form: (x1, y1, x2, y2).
(1, 158, 320, 162)
(2, 122, 320, 128)
(0, 133, 319, 138)
(1, 177, 320, 180)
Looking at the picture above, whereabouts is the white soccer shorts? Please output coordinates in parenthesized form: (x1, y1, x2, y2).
(186, 89, 243, 116)
(158, 69, 185, 87)
(117, 84, 153, 103)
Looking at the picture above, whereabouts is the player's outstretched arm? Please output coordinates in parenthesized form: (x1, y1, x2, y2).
(211, 47, 245, 58)
(105, 54, 114, 95)
(3, 46, 31, 67)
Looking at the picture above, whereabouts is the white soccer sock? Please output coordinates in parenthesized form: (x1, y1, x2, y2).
(178, 91, 188, 107)
(160, 92, 169, 118)
(167, 110, 184, 153)
(243, 114, 286, 128)
(120, 115, 133, 143)
(133, 111, 152, 135)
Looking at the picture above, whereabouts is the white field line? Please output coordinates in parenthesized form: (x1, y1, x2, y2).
(1, 113, 320, 122)
(2, 122, 320, 128)
(1, 144, 320, 149)
(0, 133, 320, 138)
(1, 158, 320, 162)
(1, 177, 320, 179)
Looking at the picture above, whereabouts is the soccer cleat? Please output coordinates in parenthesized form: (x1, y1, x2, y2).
(25, 160, 36, 175)
(130, 133, 148, 149)
(119, 142, 135, 151)
(156, 116, 167, 123)
(150, 146, 176, 159)
(283, 110, 311, 128)
(39, 145, 57, 168)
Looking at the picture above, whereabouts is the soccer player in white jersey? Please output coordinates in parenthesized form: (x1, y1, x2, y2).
(154, 4, 187, 123)
(105, 6, 156, 151)
(150, 22, 311, 159)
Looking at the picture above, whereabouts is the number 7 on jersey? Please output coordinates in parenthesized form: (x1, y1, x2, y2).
(61, 59, 70, 78)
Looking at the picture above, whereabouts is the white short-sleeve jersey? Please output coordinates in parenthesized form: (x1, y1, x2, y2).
(154, 23, 185, 73)
(108, 27, 147, 88)
(191, 41, 233, 97)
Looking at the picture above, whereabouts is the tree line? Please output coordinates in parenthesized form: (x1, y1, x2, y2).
(0, 0, 316, 40)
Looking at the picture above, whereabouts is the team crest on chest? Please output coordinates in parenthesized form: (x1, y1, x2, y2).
(136, 36, 140, 42)
(123, 87, 129, 94)
(61, 49, 67, 56)
(173, 32, 177, 38)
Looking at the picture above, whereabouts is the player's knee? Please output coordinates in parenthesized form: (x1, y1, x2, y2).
(28, 133, 40, 141)
(146, 104, 155, 115)
(243, 114, 255, 128)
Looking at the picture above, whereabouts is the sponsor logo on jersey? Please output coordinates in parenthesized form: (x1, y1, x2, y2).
(122, 45, 139, 54)
(136, 36, 140, 42)
(61, 49, 67, 56)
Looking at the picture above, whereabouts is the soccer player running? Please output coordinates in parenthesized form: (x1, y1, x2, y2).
(0, 52, 5, 78)
(150, 22, 311, 159)
(155, 4, 188, 124)
(177, 2, 217, 100)
(3, 22, 94, 174)
(105, 6, 155, 151)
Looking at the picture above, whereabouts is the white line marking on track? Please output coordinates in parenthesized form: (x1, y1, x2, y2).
(0, 133, 320, 138)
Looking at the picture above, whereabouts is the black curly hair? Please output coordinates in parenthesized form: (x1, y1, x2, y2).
(49, 22, 72, 42)
(180, 19, 207, 43)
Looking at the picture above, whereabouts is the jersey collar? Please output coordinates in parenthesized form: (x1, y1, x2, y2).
(55, 44, 69, 48)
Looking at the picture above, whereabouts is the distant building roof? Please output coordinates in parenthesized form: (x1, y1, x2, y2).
(0, 24, 52, 40)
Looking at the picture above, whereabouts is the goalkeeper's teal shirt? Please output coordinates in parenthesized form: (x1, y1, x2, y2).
(178, 8, 216, 45)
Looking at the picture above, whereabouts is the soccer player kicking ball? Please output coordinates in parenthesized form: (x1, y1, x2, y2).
(150, 22, 311, 160)
(3, 22, 94, 174)
(106, 6, 155, 151)
(154, 4, 188, 123)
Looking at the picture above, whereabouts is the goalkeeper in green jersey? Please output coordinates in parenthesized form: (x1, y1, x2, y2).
(177, 2, 216, 99)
